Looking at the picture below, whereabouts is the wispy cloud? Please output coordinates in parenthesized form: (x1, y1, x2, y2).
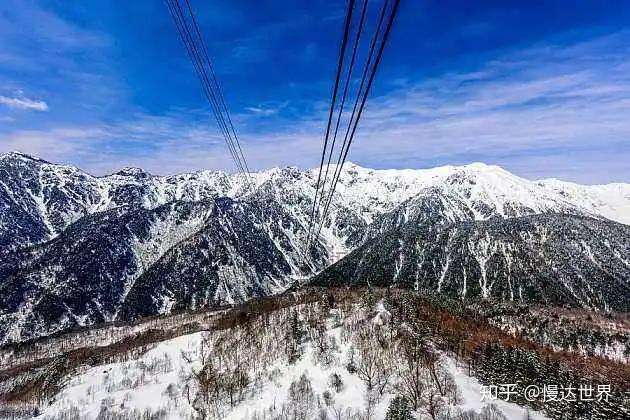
(0, 1, 121, 123)
(1, 30, 629, 184)
(323, 30, 630, 183)
(0, 107, 320, 176)
(245, 106, 279, 116)
(0, 95, 48, 111)
(234, 30, 630, 183)
(245, 101, 289, 116)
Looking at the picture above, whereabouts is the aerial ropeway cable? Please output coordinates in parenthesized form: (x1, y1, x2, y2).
(165, 0, 397, 251)
(313, 0, 369, 241)
(306, 0, 357, 253)
(165, 0, 252, 187)
(307, 0, 401, 252)
(316, 0, 399, 240)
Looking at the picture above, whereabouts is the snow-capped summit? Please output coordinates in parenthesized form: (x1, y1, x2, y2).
(1, 151, 627, 257)
(537, 178, 630, 225)
(111, 166, 153, 178)
(0, 150, 50, 164)
(1, 152, 629, 344)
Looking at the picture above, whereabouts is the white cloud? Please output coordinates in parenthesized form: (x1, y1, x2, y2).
(245, 106, 279, 116)
(1, 31, 629, 184)
(320, 31, 630, 183)
(244, 100, 289, 116)
(0, 95, 49, 111)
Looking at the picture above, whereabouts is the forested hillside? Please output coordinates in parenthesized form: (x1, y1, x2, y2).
(1, 288, 627, 419)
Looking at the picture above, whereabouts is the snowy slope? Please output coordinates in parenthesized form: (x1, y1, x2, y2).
(35, 332, 550, 420)
(537, 179, 630, 225)
(0, 201, 214, 343)
(314, 213, 630, 311)
(0, 198, 327, 344)
(34, 300, 551, 420)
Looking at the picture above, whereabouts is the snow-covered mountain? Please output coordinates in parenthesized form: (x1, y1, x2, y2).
(313, 213, 630, 311)
(536, 178, 630, 225)
(1, 151, 629, 344)
(0, 197, 329, 343)
(0, 152, 428, 254)
(3, 152, 629, 254)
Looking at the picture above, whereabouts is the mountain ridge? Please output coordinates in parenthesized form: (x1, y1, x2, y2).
(1, 151, 629, 344)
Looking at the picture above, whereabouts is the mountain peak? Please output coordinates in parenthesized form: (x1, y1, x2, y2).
(458, 162, 510, 174)
(342, 161, 362, 170)
(462, 162, 493, 170)
(112, 166, 152, 178)
(0, 151, 50, 164)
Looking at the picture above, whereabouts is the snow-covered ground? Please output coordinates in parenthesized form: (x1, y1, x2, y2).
(36, 301, 550, 420)
(39, 333, 205, 419)
(38, 318, 385, 419)
(444, 358, 548, 420)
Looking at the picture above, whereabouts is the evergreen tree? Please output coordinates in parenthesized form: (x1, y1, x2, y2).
(286, 310, 305, 364)
(362, 287, 377, 310)
(385, 396, 414, 420)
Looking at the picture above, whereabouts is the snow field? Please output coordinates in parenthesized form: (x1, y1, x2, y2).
(37, 299, 550, 419)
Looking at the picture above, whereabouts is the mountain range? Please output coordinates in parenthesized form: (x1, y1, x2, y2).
(0, 151, 629, 344)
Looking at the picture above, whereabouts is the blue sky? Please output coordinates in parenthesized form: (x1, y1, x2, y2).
(0, 0, 629, 183)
